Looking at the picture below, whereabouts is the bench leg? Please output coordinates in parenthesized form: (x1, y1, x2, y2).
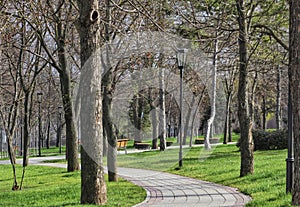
(124, 147, 127, 154)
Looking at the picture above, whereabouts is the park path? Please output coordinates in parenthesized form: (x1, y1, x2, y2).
(0, 156, 251, 207)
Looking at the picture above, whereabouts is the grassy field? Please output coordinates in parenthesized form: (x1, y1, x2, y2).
(0, 133, 292, 206)
(117, 144, 292, 207)
(0, 165, 145, 207)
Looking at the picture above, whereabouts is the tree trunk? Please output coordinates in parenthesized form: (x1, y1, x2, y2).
(46, 69, 51, 149)
(290, 0, 300, 204)
(103, 90, 118, 181)
(276, 65, 282, 130)
(262, 94, 266, 130)
(159, 68, 166, 151)
(190, 95, 202, 147)
(236, 0, 254, 177)
(103, 0, 117, 182)
(184, 96, 195, 145)
(22, 92, 31, 168)
(102, 53, 118, 181)
(151, 108, 158, 149)
(46, 117, 50, 149)
(205, 38, 218, 150)
(228, 108, 232, 142)
(77, 0, 107, 204)
(223, 93, 231, 144)
(0, 128, 2, 156)
(102, 128, 108, 157)
(150, 87, 158, 149)
(59, 70, 79, 172)
(57, 19, 79, 172)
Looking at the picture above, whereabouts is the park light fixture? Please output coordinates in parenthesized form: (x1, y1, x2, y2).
(177, 49, 188, 70)
(177, 48, 187, 168)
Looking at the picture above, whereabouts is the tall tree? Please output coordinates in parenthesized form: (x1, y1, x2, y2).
(290, 0, 300, 204)
(44, 0, 79, 172)
(0, 64, 20, 190)
(222, 64, 237, 144)
(76, 0, 107, 204)
(276, 65, 282, 130)
(0, 2, 20, 190)
(158, 67, 166, 151)
(205, 38, 218, 150)
(5, 0, 81, 172)
(236, 0, 254, 176)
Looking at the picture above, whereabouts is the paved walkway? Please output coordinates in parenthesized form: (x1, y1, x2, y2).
(0, 156, 251, 207)
(118, 167, 251, 207)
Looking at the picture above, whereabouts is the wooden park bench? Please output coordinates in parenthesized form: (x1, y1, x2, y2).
(117, 139, 129, 154)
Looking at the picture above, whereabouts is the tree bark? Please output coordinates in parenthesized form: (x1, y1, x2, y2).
(103, 94, 118, 181)
(151, 108, 158, 149)
(102, 0, 117, 182)
(77, 0, 107, 204)
(223, 92, 232, 144)
(236, 0, 254, 177)
(149, 88, 158, 149)
(262, 94, 267, 130)
(205, 38, 218, 150)
(102, 55, 118, 181)
(57, 16, 79, 172)
(159, 68, 166, 151)
(132, 93, 143, 145)
(22, 92, 31, 167)
(276, 65, 282, 130)
(46, 114, 50, 149)
(290, 0, 300, 204)
(0, 127, 2, 155)
(59, 61, 79, 172)
(228, 108, 232, 142)
(184, 96, 195, 145)
(190, 95, 202, 147)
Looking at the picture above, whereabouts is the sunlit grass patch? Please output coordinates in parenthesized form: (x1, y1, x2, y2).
(0, 164, 145, 207)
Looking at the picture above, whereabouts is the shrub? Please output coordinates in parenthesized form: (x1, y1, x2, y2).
(236, 129, 287, 151)
(233, 127, 240, 134)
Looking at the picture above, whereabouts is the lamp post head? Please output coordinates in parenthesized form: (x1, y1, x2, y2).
(37, 92, 43, 103)
(177, 48, 188, 70)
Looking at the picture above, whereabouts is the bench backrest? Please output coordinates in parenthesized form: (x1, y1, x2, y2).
(117, 139, 129, 148)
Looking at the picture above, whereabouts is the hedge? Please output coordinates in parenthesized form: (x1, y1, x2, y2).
(236, 129, 288, 151)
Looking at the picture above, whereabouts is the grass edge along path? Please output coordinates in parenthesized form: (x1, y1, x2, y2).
(0, 164, 146, 207)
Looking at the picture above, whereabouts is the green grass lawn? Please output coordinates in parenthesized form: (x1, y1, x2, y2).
(117, 144, 292, 207)
(0, 165, 145, 207)
(1, 135, 292, 206)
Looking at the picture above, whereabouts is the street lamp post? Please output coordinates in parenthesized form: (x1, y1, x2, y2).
(37, 92, 43, 157)
(177, 49, 187, 168)
(58, 106, 63, 154)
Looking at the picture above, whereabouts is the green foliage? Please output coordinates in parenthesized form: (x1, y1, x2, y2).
(237, 129, 288, 151)
(0, 165, 145, 207)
